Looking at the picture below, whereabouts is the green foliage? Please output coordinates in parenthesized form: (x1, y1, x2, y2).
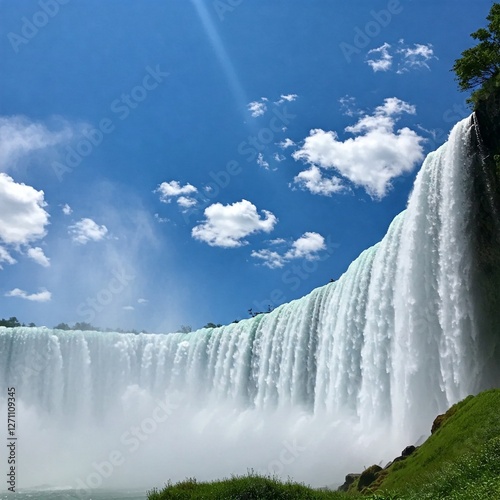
(54, 322, 71, 330)
(453, 3, 500, 105)
(203, 322, 222, 329)
(375, 390, 500, 494)
(0, 317, 21, 328)
(148, 473, 347, 500)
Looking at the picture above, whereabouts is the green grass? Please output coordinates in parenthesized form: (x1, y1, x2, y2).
(147, 473, 347, 499)
(148, 390, 500, 499)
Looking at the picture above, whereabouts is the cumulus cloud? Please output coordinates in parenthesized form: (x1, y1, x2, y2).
(192, 199, 277, 248)
(69, 218, 108, 244)
(0, 115, 81, 172)
(292, 97, 425, 198)
(248, 100, 267, 117)
(293, 166, 345, 196)
(27, 246, 50, 267)
(0, 173, 50, 246)
(156, 180, 198, 203)
(273, 153, 286, 162)
(366, 43, 393, 72)
(278, 138, 295, 149)
(123, 305, 135, 311)
(5, 287, 52, 302)
(275, 94, 298, 105)
(177, 196, 197, 209)
(62, 203, 72, 215)
(252, 232, 326, 269)
(138, 298, 148, 304)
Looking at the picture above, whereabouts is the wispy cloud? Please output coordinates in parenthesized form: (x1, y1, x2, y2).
(366, 42, 393, 72)
(365, 41, 437, 74)
(0, 115, 85, 173)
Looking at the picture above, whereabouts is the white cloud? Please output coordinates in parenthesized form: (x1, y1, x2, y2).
(123, 305, 135, 311)
(275, 94, 298, 105)
(69, 218, 108, 244)
(0, 115, 80, 172)
(294, 166, 345, 196)
(156, 180, 198, 203)
(284, 232, 326, 260)
(273, 153, 286, 162)
(62, 203, 72, 215)
(339, 96, 359, 117)
(0, 173, 49, 246)
(398, 43, 436, 72)
(366, 42, 393, 72)
(192, 199, 277, 248)
(0, 246, 16, 268)
(251, 249, 285, 269)
(257, 153, 270, 169)
(293, 98, 425, 198)
(5, 287, 52, 302)
(278, 138, 295, 149)
(364, 41, 436, 74)
(154, 213, 169, 223)
(138, 298, 148, 304)
(177, 196, 197, 209)
(252, 232, 326, 269)
(248, 100, 267, 117)
(27, 247, 50, 267)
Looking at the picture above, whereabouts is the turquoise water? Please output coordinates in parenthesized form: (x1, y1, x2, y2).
(0, 490, 146, 499)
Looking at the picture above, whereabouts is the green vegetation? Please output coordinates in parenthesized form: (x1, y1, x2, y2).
(148, 474, 346, 500)
(148, 390, 500, 499)
(0, 316, 35, 328)
(453, 3, 500, 106)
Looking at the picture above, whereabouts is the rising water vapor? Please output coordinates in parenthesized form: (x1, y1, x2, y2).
(0, 116, 497, 491)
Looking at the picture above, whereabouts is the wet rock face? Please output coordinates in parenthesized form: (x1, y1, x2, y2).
(337, 473, 360, 492)
(357, 464, 383, 490)
(469, 91, 500, 389)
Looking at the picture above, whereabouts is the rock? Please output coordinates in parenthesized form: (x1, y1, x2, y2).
(358, 464, 383, 490)
(432, 413, 446, 434)
(336, 473, 360, 492)
(401, 445, 416, 457)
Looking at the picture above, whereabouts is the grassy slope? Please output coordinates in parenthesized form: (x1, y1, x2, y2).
(148, 390, 500, 499)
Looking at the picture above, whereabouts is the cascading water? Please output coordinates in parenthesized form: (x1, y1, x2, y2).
(1, 115, 499, 493)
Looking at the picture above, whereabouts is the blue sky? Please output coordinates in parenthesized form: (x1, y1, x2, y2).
(0, 0, 492, 332)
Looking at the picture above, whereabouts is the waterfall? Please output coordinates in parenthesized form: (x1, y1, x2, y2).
(0, 116, 497, 491)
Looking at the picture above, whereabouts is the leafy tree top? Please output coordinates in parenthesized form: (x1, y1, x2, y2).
(453, 3, 500, 105)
